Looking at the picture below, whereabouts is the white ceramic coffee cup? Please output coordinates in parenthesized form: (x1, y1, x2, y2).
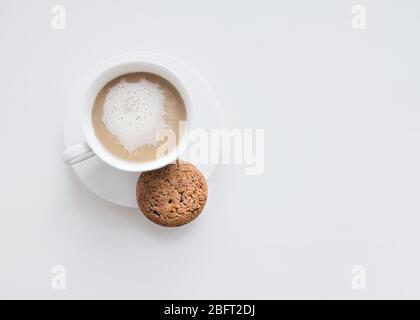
(62, 59, 193, 172)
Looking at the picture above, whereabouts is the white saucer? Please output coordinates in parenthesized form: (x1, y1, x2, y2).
(63, 53, 223, 208)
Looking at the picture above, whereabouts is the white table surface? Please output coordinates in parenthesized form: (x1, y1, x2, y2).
(1, 0, 420, 299)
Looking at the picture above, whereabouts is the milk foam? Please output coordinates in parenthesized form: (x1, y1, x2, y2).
(102, 79, 166, 152)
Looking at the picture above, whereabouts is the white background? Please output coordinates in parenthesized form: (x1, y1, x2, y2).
(1, 0, 420, 299)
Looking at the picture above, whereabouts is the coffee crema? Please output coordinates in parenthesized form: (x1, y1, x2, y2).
(92, 72, 187, 162)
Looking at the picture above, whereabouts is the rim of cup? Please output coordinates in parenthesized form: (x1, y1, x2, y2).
(80, 59, 193, 172)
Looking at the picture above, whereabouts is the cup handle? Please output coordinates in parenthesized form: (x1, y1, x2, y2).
(62, 142, 95, 165)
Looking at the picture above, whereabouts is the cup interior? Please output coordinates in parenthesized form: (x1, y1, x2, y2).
(80, 60, 192, 172)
